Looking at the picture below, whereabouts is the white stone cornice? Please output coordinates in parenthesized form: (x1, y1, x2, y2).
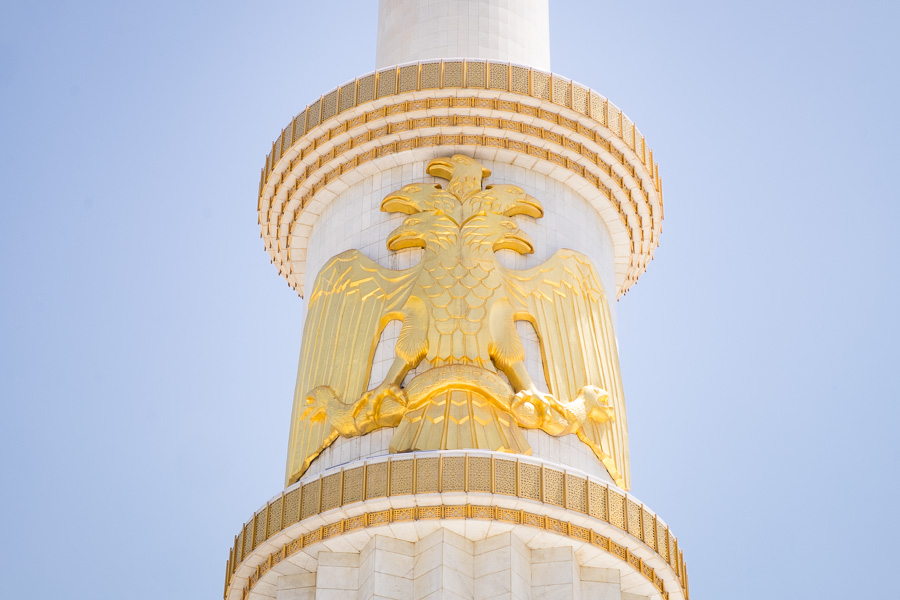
(257, 60, 663, 299)
(224, 451, 688, 600)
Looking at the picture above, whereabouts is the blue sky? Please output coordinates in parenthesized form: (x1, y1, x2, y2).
(1, 1, 897, 598)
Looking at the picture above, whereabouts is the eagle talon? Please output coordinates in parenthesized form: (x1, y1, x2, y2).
(511, 390, 542, 428)
(511, 388, 579, 434)
(512, 388, 596, 436)
(356, 384, 409, 433)
(576, 385, 615, 424)
(302, 386, 338, 423)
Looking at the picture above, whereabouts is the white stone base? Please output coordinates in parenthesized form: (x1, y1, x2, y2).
(269, 527, 660, 600)
(226, 452, 687, 600)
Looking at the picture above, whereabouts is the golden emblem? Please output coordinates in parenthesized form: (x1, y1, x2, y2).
(286, 156, 629, 488)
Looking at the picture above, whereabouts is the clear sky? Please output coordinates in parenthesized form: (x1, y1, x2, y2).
(1, 1, 897, 598)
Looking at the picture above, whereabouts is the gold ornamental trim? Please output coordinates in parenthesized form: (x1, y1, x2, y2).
(224, 453, 688, 600)
(258, 59, 663, 298)
(263, 101, 654, 296)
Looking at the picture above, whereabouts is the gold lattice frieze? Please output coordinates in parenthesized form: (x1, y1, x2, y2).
(223, 453, 687, 600)
(270, 102, 654, 219)
(257, 59, 663, 298)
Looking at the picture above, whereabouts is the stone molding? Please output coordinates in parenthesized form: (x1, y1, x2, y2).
(225, 452, 688, 600)
(258, 59, 663, 298)
(274, 529, 654, 600)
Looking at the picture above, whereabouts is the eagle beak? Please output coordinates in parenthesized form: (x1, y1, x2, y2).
(426, 158, 454, 180)
(381, 192, 421, 215)
(493, 229, 535, 255)
(508, 195, 543, 219)
(427, 157, 493, 181)
(386, 225, 425, 251)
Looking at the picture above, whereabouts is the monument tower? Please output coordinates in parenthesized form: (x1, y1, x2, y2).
(224, 1, 688, 598)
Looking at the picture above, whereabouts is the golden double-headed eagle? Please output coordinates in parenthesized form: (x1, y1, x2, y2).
(286, 156, 629, 488)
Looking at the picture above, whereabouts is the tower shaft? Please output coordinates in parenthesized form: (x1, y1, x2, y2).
(224, 2, 687, 599)
(376, 0, 551, 69)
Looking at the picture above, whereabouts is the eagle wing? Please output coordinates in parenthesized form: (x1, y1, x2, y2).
(503, 249, 630, 489)
(285, 250, 418, 485)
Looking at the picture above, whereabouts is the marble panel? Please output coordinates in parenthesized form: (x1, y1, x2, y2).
(376, 0, 551, 70)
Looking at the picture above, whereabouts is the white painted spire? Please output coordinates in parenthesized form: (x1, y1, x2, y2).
(376, 0, 550, 70)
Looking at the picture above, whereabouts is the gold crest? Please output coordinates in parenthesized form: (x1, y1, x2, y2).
(286, 156, 629, 488)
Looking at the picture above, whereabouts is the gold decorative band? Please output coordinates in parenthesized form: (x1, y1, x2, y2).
(262, 100, 658, 297)
(225, 453, 688, 599)
(262, 61, 659, 197)
(259, 59, 663, 297)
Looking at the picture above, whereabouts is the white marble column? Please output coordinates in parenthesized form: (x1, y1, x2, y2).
(376, 0, 551, 70)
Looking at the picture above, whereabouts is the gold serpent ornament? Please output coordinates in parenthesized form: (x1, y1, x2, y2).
(286, 156, 629, 488)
